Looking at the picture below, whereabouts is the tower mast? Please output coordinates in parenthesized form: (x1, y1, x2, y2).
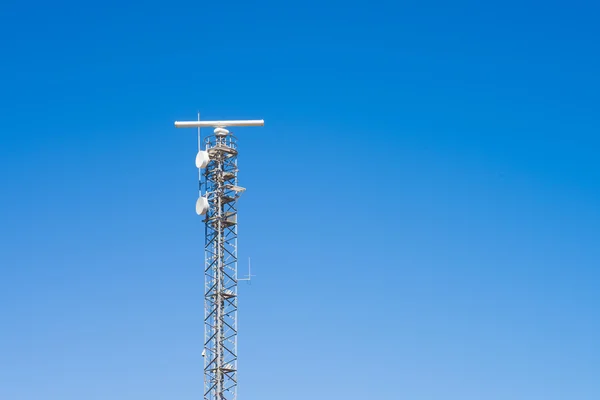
(174, 118, 264, 400)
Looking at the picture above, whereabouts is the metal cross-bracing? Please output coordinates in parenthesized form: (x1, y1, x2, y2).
(202, 131, 243, 400)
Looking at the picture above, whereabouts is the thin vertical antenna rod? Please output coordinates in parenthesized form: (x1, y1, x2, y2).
(175, 117, 264, 400)
(197, 112, 202, 196)
(238, 257, 254, 282)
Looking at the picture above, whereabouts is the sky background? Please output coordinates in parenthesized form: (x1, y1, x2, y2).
(1, 0, 599, 399)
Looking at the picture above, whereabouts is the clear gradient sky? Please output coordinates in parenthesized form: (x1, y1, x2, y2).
(1, 1, 599, 399)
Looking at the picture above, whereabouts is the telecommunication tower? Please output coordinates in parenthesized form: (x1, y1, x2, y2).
(174, 117, 264, 400)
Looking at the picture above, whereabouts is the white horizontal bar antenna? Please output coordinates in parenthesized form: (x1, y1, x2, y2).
(174, 120, 264, 128)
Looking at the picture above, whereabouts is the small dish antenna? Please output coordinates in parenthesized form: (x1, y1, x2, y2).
(195, 150, 210, 169)
(195, 196, 209, 215)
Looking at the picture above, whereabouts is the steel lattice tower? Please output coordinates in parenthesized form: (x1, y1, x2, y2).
(203, 129, 242, 400)
(174, 118, 264, 400)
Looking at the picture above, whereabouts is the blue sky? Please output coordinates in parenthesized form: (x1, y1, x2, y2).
(1, 0, 599, 399)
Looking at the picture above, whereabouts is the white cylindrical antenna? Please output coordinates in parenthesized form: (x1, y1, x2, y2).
(174, 119, 264, 128)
